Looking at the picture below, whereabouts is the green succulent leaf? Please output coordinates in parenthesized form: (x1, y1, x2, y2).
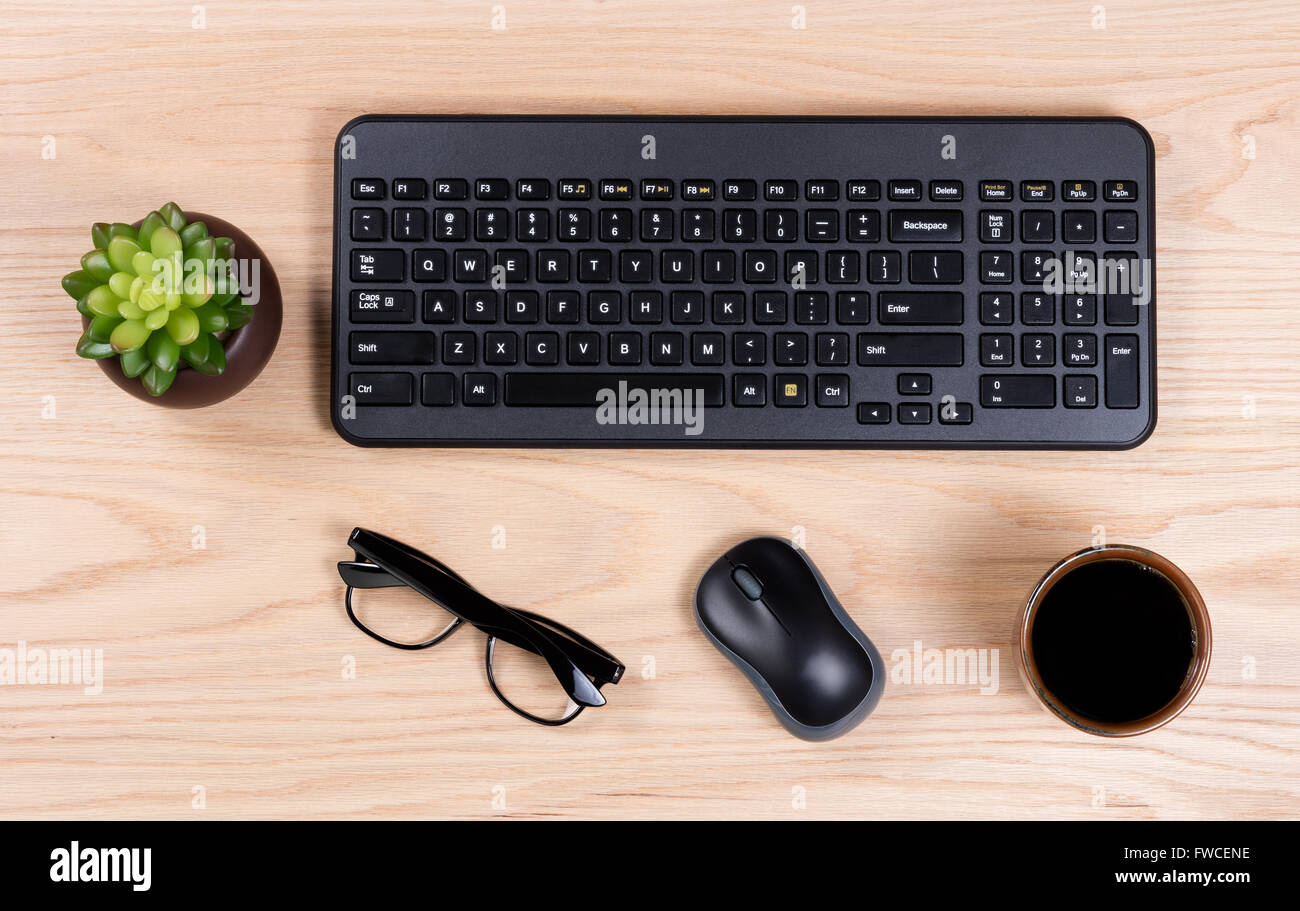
(212, 236, 235, 261)
(76, 330, 115, 359)
(144, 307, 170, 331)
(76, 295, 94, 318)
(91, 223, 113, 250)
(109, 223, 138, 242)
(181, 333, 210, 369)
(197, 334, 226, 375)
(80, 249, 114, 282)
(159, 202, 186, 232)
(224, 302, 254, 330)
(88, 314, 124, 343)
(180, 221, 208, 248)
(146, 330, 180, 372)
(117, 297, 146, 320)
(188, 236, 215, 267)
(137, 211, 165, 250)
(84, 285, 121, 318)
(193, 300, 229, 333)
(165, 306, 200, 346)
(119, 346, 151, 378)
(142, 363, 177, 397)
(109, 318, 151, 353)
(208, 290, 238, 309)
(62, 269, 99, 300)
(149, 226, 183, 260)
(107, 235, 143, 273)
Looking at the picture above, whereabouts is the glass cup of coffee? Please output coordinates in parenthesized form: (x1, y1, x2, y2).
(1015, 545, 1211, 736)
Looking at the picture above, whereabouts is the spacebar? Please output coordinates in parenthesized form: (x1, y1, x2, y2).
(505, 373, 726, 407)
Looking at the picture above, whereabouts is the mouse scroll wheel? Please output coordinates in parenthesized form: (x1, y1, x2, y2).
(731, 567, 764, 600)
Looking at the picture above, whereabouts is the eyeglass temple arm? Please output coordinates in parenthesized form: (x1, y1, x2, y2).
(346, 528, 607, 707)
(337, 559, 405, 589)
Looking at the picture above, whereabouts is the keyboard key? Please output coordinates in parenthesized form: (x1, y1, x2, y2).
(979, 292, 1013, 325)
(847, 180, 881, 201)
(847, 210, 881, 242)
(393, 208, 427, 241)
(349, 331, 436, 364)
(350, 208, 384, 241)
(525, 331, 560, 365)
(877, 292, 963, 325)
(515, 178, 551, 200)
(423, 290, 455, 322)
(649, 331, 684, 365)
(980, 250, 1013, 283)
(1105, 335, 1140, 408)
(692, 332, 725, 365)
(1064, 375, 1098, 408)
(1063, 210, 1096, 244)
(979, 333, 1014, 366)
(980, 210, 1013, 244)
(1063, 180, 1096, 201)
(349, 372, 411, 405)
(682, 180, 716, 200)
(734, 374, 766, 406)
(1104, 210, 1139, 243)
(558, 179, 591, 200)
(567, 332, 600, 364)
(835, 291, 870, 324)
(1021, 333, 1055, 367)
(1104, 180, 1138, 202)
(351, 249, 403, 282)
(733, 333, 766, 365)
(815, 332, 850, 365)
(434, 179, 468, 200)
(908, 250, 963, 284)
(816, 374, 850, 406)
(1021, 292, 1056, 325)
(485, 331, 519, 364)
(775, 332, 809, 365)
(548, 290, 580, 323)
(475, 178, 509, 200)
(774, 374, 807, 406)
(723, 179, 757, 201)
(442, 332, 476, 364)
(1021, 210, 1054, 244)
(868, 251, 902, 283)
(641, 179, 674, 200)
(929, 180, 963, 202)
(899, 403, 932, 424)
(351, 290, 414, 323)
(856, 402, 891, 424)
(463, 373, 497, 405)
(641, 209, 673, 241)
(351, 178, 384, 200)
(413, 249, 447, 282)
(980, 374, 1055, 407)
(1064, 333, 1098, 366)
(979, 180, 1013, 201)
(464, 291, 498, 323)
(393, 178, 427, 200)
(938, 401, 974, 424)
(599, 179, 634, 200)
(504, 373, 725, 407)
(764, 210, 798, 242)
(805, 180, 839, 201)
(857, 333, 963, 366)
(898, 373, 931, 395)
(671, 291, 706, 323)
(765, 180, 798, 201)
(453, 249, 488, 283)
(421, 372, 455, 406)
(806, 210, 839, 242)
(609, 332, 642, 365)
(1020, 180, 1053, 202)
(888, 180, 923, 201)
(887, 210, 962, 243)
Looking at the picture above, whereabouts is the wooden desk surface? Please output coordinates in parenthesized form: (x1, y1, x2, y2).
(1, 0, 1297, 820)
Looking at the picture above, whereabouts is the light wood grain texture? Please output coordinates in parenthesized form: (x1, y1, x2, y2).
(1, 0, 1298, 820)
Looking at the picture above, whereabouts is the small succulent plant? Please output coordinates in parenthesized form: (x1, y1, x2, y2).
(65, 203, 255, 396)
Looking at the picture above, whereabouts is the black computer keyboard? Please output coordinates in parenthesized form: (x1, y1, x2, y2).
(331, 116, 1155, 448)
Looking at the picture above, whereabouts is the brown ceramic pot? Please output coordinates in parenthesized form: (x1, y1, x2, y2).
(80, 212, 282, 409)
(1015, 545, 1211, 737)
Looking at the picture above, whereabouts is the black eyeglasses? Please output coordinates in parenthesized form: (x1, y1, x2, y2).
(337, 527, 624, 726)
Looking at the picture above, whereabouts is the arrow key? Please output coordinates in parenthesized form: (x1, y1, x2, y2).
(857, 402, 891, 424)
(898, 373, 932, 395)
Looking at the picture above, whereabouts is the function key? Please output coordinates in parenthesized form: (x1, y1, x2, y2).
(641, 179, 675, 200)
(1020, 181, 1054, 202)
(475, 178, 510, 200)
(434, 178, 468, 200)
(392, 178, 427, 200)
(600, 179, 634, 200)
(516, 179, 551, 200)
(765, 180, 798, 201)
(1104, 180, 1139, 202)
(847, 180, 881, 201)
(980, 180, 1013, 202)
(929, 180, 963, 202)
(888, 180, 923, 201)
(558, 179, 592, 200)
(805, 180, 840, 201)
(682, 180, 716, 200)
(723, 179, 757, 201)
(1063, 180, 1097, 201)
(351, 178, 385, 200)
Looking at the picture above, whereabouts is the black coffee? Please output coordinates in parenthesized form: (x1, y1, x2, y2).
(1031, 559, 1195, 724)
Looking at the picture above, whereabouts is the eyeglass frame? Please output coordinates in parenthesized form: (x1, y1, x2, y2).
(337, 527, 625, 726)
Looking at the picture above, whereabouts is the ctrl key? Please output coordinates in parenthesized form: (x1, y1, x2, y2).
(348, 373, 412, 406)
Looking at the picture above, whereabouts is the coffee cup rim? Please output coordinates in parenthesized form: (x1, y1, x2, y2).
(1017, 545, 1212, 737)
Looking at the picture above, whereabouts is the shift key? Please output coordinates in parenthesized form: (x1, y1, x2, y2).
(1105, 334, 1140, 408)
(857, 333, 963, 366)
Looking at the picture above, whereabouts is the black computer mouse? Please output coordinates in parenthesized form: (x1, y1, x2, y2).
(694, 537, 885, 740)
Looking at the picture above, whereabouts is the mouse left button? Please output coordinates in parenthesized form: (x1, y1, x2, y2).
(731, 567, 764, 600)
